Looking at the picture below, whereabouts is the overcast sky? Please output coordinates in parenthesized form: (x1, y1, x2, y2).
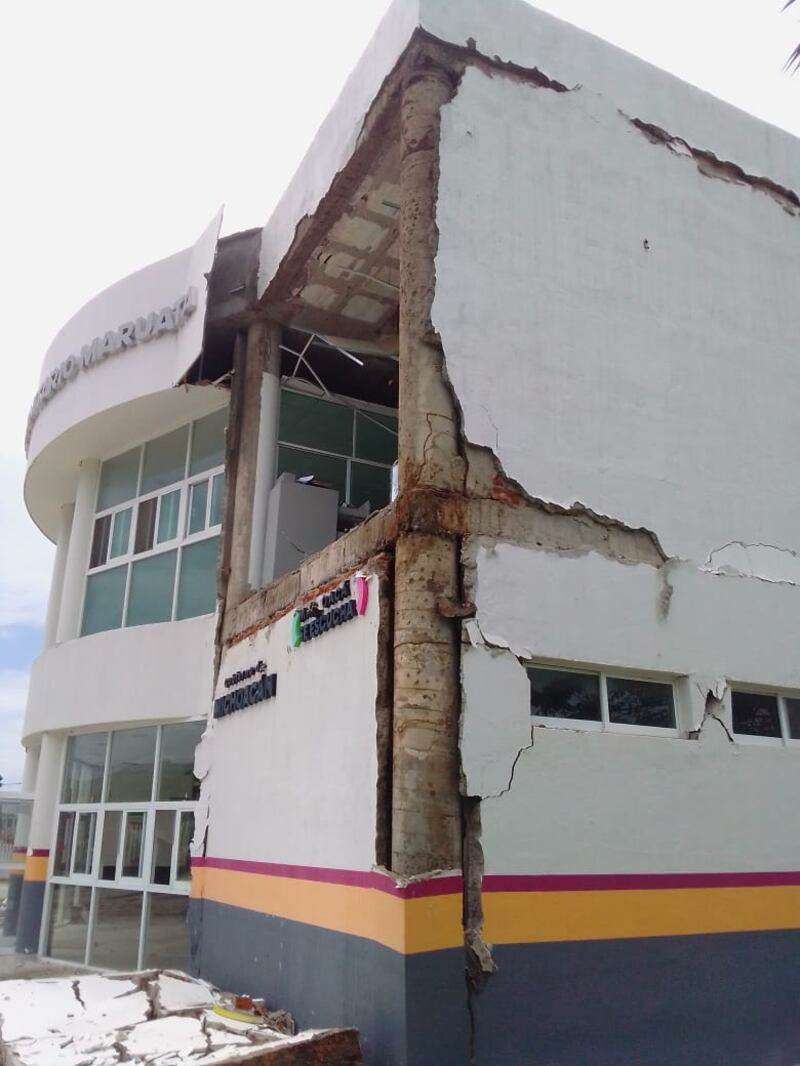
(0, 0, 798, 788)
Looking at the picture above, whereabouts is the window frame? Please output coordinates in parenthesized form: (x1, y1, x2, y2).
(276, 383, 398, 511)
(41, 721, 203, 969)
(81, 414, 226, 636)
(729, 685, 800, 748)
(528, 662, 681, 739)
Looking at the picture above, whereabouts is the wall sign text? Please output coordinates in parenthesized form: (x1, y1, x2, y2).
(291, 577, 369, 647)
(214, 661, 277, 720)
(26, 286, 198, 449)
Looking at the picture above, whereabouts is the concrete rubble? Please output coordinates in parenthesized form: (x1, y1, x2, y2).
(0, 971, 361, 1066)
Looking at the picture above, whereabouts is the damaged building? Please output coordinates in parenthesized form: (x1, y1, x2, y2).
(12, 0, 800, 1063)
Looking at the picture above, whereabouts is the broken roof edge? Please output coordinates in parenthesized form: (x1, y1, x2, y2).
(257, 0, 800, 301)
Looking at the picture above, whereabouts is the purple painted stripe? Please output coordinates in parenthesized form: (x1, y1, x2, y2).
(28, 849, 49, 858)
(482, 871, 800, 892)
(193, 856, 463, 899)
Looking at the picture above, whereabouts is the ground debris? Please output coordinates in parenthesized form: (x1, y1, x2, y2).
(0, 970, 361, 1065)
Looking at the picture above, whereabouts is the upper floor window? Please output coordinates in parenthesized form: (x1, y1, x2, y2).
(81, 409, 226, 637)
(528, 664, 678, 736)
(276, 387, 397, 514)
(731, 689, 800, 744)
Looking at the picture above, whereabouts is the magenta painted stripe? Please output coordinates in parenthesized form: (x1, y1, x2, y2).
(28, 848, 49, 858)
(482, 871, 800, 892)
(193, 856, 462, 899)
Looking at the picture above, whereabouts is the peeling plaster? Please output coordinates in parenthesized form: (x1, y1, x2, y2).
(434, 66, 800, 567)
(703, 542, 800, 587)
(460, 642, 531, 798)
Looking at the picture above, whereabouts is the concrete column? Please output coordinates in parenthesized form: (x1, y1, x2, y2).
(56, 459, 100, 644)
(226, 320, 271, 610)
(392, 63, 463, 876)
(16, 733, 65, 954)
(42, 504, 74, 649)
(249, 324, 282, 589)
(5, 747, 40, 937)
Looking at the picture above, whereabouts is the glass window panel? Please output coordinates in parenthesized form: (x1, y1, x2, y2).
(53, 811, 75, 876)
(72, 812, 96, 876)
(89, 515, 111, 569)
(731, 691, 781, 738)
(141, 425, 189, 494)
(158, 721, 205, 801)
(110, 507, 132, 559)
(276, 445, 348, 503)
(99, 811, 122, 881)
(107, 728, 157, 803)
(81, 565, 127, 636)
(134, 497, 157, 554)
(97, 448, 140, 511)
(607, 677, 676, 729)
(46, 884, 91, 963)
(355, 410, 398, 466)
(91, 888, 142, 970)
(151, 810, 175, 886)
(279, 391, 353, 455)
(157, 490, 180, 543)
(529, 668, 602, 722)
(176, 812, 194, 882)
(126, 550, 177, 627)
(785, 698, 800, 740)
(144, 894, 189, 971)
(62, 733, 107, 803)
(189, 408, 227, 476)
(209, 473, 225, 527)
(349, 462, 391, 511)
(121, 812, 147, 878)
(187, 480, 208, 535)
(175, 536, 219, 620)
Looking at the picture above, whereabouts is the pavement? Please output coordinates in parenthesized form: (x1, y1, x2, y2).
(0, 953, 85, 981)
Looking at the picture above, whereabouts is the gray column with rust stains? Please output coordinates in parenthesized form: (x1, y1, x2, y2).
(225, 319, 281, 613)
(392, 61, 464, 876)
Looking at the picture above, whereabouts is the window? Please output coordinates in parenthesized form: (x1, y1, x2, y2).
(528, 665, 678, 735)
(276, 388, 397, 512)
(44, 721, 205, 970)
(81, 410, 226, 636)
(731, 689, 800, 744)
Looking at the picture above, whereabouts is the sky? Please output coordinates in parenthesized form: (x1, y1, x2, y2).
(0, 0, 798, 788)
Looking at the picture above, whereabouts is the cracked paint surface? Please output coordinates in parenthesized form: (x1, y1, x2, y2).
(434, 65, 800, 569)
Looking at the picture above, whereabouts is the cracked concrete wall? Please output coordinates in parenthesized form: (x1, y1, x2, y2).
(460, 543, 800, 877)
(461, 548, 800, 879)
(433, 65, 800, 573)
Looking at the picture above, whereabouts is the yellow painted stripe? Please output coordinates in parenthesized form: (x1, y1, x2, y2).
(483, 886, 800, 945)
(24, 855, 49, 881)
(192, 866, 463, 954)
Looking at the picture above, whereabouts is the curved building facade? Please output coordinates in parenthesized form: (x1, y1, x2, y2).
(16, 213, 231, 968)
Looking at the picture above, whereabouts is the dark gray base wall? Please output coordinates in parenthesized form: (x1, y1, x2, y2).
(15, 880, 45, 954)
(3, 872, 23, 937)
(472, 931, 800, 1066)
(189, 898, 471, 1066)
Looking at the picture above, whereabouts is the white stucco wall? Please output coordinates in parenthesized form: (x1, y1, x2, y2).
(434, 45, 800, 881)
(434, 67, 800, 567)
(23, 614, 216, 743)
(200, 576, 380, 871)
(461, 545, 800, 876)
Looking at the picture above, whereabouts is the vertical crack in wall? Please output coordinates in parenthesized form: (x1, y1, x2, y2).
(462, 797, 496, 1066)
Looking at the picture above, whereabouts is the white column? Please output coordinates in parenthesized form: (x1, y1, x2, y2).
(42, 504, 74, 649)
(27, 733, 65, 854)
(12, 745, 40, 851)
(249, 335, 282, 590)
(55, 459, 100, 645)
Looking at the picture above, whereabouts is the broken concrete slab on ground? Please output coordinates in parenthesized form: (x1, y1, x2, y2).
(0, 970, 361, 1066)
